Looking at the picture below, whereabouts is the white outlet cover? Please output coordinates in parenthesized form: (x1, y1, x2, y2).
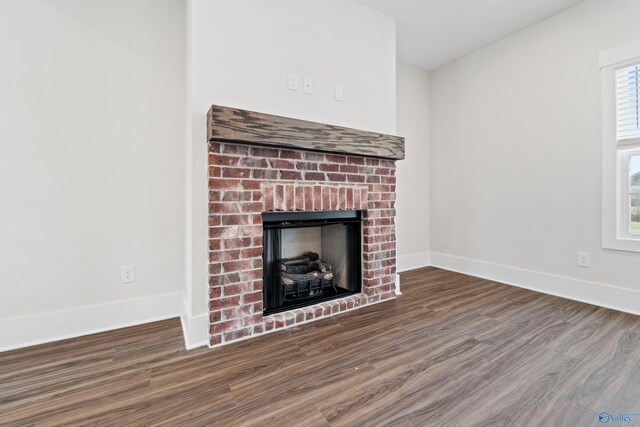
(121, 265, 135, 283)
(303, 77, 313, 94)
(287, 73, 298, 91)
(335, 85, 344, 101)
(577, 252, 590, 267)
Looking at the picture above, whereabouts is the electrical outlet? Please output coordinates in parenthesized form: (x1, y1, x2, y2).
(335, 84, 344, 101)
(577, 252, 590, 268)
(121, 265, 135, 283)
(287, 73, 298, 91)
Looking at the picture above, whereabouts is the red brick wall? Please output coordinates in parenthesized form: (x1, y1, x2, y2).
(208, 142, 397, 347)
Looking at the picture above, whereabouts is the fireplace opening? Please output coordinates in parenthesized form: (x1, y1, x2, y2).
(262, 210, 362, 315)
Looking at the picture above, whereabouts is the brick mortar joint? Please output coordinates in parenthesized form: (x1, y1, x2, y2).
(260, 182, 369, 190)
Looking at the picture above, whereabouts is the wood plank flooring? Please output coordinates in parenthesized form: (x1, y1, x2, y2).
(2, 267, 640, 426)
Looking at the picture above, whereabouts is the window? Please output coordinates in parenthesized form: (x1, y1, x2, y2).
(616, 64, 640, 141)
(601, 40, 640, 252)
(617, 64, 640, 240)
(626, 152, 640, 235)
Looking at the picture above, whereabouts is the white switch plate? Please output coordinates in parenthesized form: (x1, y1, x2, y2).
(335, 85, 344, 101)
(577, 252, 590, 267)
(303, 77, 313, 94)
(121, 265, 135, 283)
(288, 73, 298, 91)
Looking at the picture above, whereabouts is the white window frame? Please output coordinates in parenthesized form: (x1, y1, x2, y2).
(600, 39, 640, 252)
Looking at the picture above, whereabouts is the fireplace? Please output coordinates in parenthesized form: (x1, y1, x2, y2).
(206, 105, 404, 347)
(262, 210, 362, 315)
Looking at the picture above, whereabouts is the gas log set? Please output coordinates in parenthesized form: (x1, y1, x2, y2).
(279, 252, 335, 304)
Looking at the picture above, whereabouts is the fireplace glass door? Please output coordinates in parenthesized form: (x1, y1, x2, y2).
(262, 210, 362, 315)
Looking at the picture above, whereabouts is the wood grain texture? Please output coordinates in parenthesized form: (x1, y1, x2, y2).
(207, 105, 405, 160)
(3, 267, 640, 426)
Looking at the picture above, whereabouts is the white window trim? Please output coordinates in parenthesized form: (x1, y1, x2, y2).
(600, 40, 640, 252)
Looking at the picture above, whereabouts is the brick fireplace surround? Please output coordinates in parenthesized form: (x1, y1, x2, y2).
(207, 107, 404, 348)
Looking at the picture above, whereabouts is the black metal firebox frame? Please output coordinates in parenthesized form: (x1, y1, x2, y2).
(262, 210, 362, 316)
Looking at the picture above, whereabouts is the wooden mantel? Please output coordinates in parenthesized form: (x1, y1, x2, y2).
(207, 105, 405, 160)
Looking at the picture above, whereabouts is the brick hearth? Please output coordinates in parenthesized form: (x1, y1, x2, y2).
(208, 142, 398, 347)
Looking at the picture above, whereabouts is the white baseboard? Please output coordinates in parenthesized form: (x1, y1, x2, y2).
(397, 251, 430, 273)
(430, 252, 640, 317)
(180, 311, 209, 350)
(0, 292, 184, 353)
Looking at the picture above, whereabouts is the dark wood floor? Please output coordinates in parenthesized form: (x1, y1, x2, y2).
(2, 267, 640, 426)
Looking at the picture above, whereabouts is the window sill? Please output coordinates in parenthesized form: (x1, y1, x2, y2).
(603, 236, 640, 253)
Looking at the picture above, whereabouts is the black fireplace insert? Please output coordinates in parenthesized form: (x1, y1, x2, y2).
(262, 210, 362, 315)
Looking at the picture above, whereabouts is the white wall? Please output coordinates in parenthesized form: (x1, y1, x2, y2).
(396, 62, 430, 271)
(429, 0, 640, 307)
(0, 0, 186, 350)
(186, 0, 398, 336)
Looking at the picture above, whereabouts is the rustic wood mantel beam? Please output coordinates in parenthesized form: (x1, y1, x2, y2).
(207, 105, 405, 160)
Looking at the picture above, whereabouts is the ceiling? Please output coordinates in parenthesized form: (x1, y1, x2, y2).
(358, 0, 586, 70)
